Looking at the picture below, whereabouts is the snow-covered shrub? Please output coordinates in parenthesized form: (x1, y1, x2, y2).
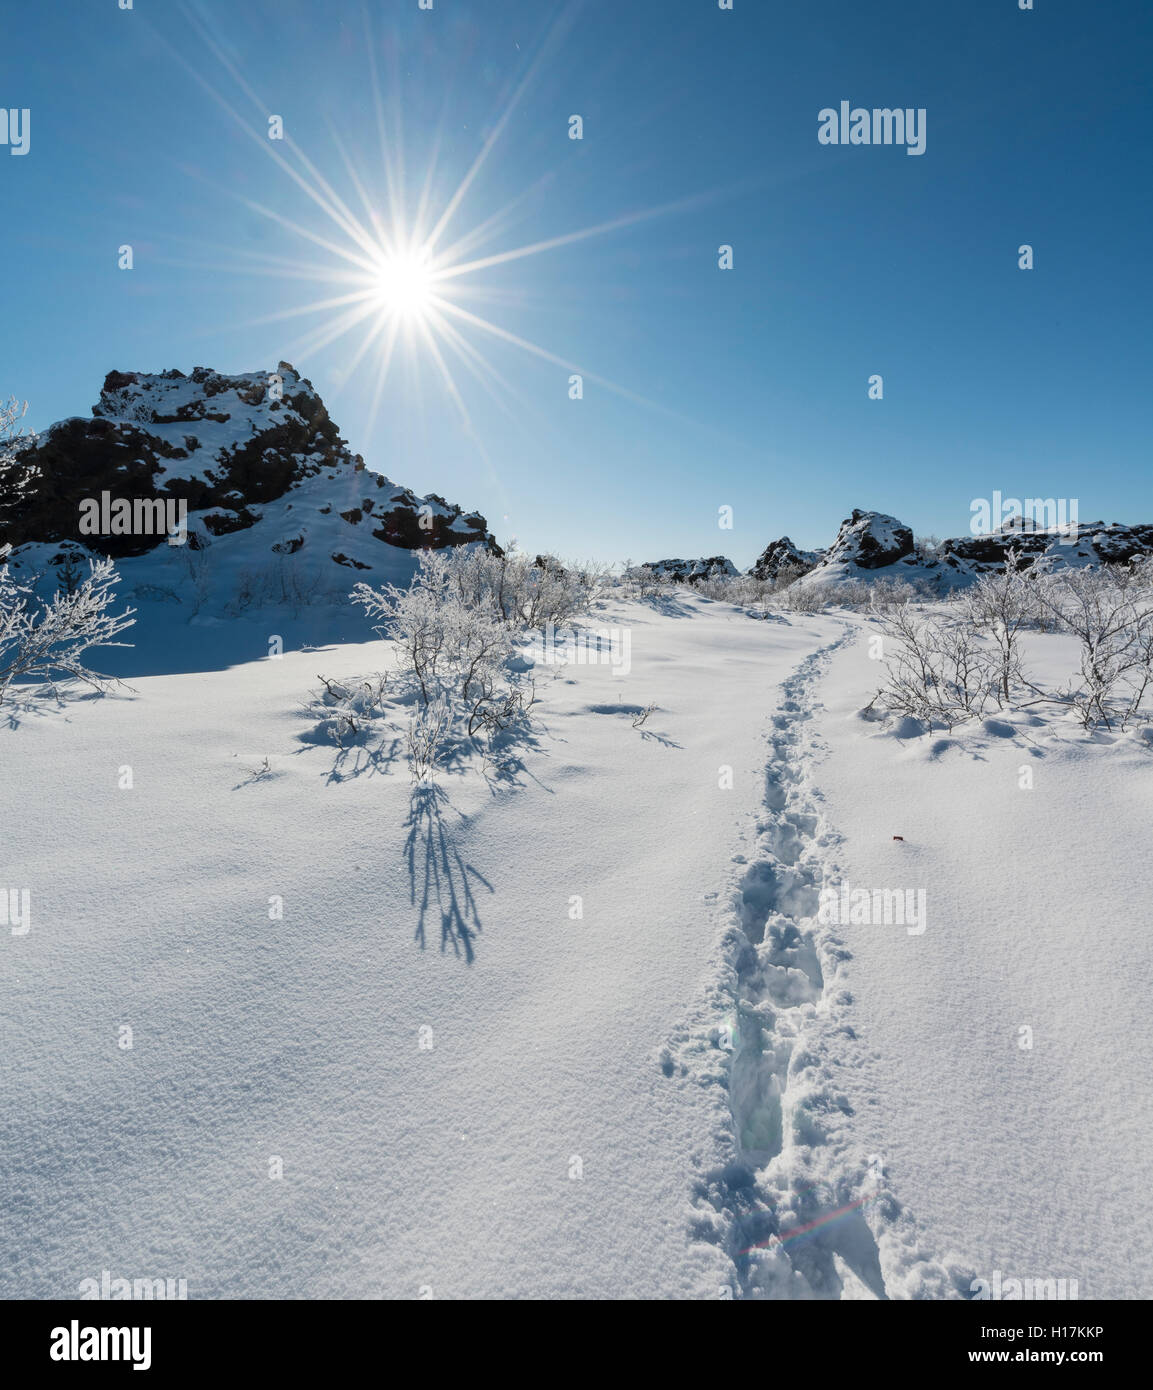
(777, 581, 827, 614)
(351, 550, 537, 778)
(1032, 565, 1153, 730)
(0, 397, 34, 515)
(959, 558, 1032, 705)
(269, 552, 323, 613)
(0, 544, 136, 704)
(406, 697, 452, 782)
(1, 395, 32, 458)
(869, 556, 1153, 734)
(829, 579, 874, 609)
(228, 568, 259, 615)
(868, 601, 999, 730)
(178, 531, 213, 615)
(311, 673, 389, 749)
(620, 563, 666, 598)
(437, 546, 597, 628)
(694, 573, 767, 606)
(770, 564, 810, 593)
(217, 554, 333, 617)
(832, 576, 938, 611)
(353, 553, 515, 708)
(55, 548, 84, 596)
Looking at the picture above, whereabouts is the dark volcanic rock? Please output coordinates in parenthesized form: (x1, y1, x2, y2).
(644, 556, 739, 584)
(749, 536, 820, 581)
(753, 508, 1153, 591)
(823, 509, 914, 571)
(0, 363, 499, 561)
(938, 522, 1153, 574)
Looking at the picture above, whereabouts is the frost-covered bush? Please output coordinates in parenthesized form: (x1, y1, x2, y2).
(958, 559, 1033, 705)
(831, 576, 938, 611)
(353, 552, 514, 708)
(869, 557, 1153, 733)
(0, 544, 136, 704)
(777, 581, 827, 614)
(867, 601, 1000, 730)
(695, 573, 768, 606)
(1031, 565, 1153, 730)
(440, 546, 598, 627)
(0, 395, 32, 461)
(216, 552, 334, 617)
(0, 396, 34, 514)
(311, 673, 390, 749)
(350, 549, 542, 779)
(406, 697, 452, 782)
(620, 563, 668, 599)
(691, 568, 811, 614)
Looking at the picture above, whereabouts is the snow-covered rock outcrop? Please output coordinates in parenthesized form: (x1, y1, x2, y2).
(643, 556, 739, 584)
(0, 364, 498, 574)
(821, 509, 914, 572)
(936, 520, 1153, 578)
(749, 536, 822, 581)
(768, 508, 1153, 591)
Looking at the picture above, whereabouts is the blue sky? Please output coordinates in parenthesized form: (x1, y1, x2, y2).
(2, 0, 1150, 566)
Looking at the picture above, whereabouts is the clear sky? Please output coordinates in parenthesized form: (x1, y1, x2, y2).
(2, 0, 1150, 567)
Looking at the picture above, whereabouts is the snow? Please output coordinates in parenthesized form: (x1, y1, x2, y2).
(2, 591, 836, 1298)
(812, 622, 1153, 1298)
(3, 591, 1150, 1299)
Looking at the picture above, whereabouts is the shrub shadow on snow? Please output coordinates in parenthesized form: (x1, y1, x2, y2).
(404, 784, 493, 962)
(295, 700, 406, 783)
(0, 685, 116, 729)
(636, 591, 697, 619)
(637, 726, 681, 748)
(583, 702, 682, 748)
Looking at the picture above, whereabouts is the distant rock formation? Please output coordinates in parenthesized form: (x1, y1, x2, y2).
(643, 556, 739, 584)
(755, 508, 1153, 590)
(936, 521, 1153, 576)
(749, 536, 821, 581)
(821, 509, 914, 571)
(0, 364, 498, 565)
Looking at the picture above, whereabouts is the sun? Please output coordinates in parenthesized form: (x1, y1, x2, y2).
(370, 250, 436, 319)
(173, 3, 719, 448)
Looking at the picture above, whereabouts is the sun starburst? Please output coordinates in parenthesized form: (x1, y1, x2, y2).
(157, 1, 735, 461)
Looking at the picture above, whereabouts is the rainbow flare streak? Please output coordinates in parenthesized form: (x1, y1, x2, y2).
(738, 1190, 880, 1258)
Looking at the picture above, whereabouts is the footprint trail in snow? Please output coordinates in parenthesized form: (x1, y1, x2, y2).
(663, 625, 966, 1301)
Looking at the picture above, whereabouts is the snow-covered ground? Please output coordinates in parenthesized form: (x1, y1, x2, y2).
(3, 592, 1150, 1299)
(814, 626, 1153, 1299)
